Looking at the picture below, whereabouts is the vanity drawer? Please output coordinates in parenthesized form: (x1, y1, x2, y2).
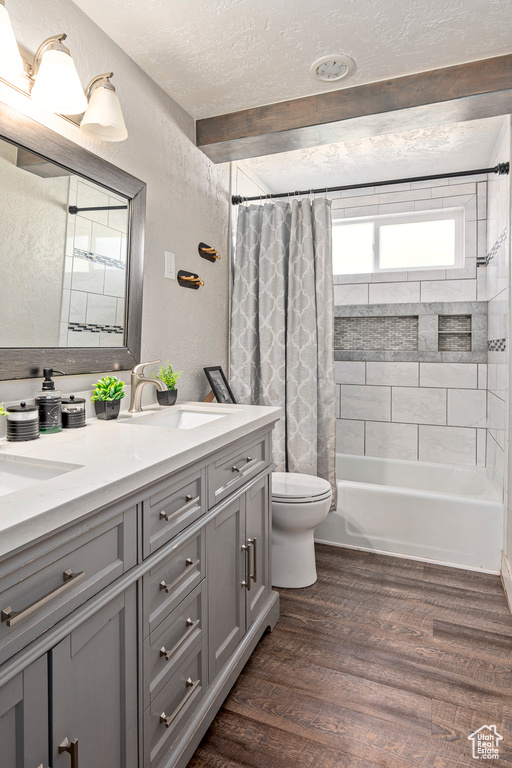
(207, 433, 270, 508)
(143, 581, 206, 708)
(142, 468, 206, 558)
(142, 529, 205, 637)
(0, 505, 137, 665)
(144, 637, 207, 768)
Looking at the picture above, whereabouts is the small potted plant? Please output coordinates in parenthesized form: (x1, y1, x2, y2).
(91, 376, 126, 420)
(153, 363, 181, 406)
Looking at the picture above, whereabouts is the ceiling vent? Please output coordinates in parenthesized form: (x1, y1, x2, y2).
(310, 54, 355, 83)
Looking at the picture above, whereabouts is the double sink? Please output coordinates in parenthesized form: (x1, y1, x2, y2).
(0, 405, 231, 499)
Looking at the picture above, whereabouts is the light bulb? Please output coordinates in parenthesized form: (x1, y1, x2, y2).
(31, 46, 87, 115)
(0, 1, 24, 81)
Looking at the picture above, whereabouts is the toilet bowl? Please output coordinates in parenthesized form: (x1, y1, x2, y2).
(271, 472, 332, 588)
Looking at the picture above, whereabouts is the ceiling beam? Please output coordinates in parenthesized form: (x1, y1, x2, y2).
(196, 54, 512, 163)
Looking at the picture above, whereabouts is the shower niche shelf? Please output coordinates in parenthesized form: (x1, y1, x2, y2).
(438, 315, 472, 351)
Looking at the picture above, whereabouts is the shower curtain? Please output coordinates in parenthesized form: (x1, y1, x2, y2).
(230, 197, 336, 497)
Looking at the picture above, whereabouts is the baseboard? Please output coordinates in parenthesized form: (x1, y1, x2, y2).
(315, 538, 500, 575)
(501, 552, 512, 614)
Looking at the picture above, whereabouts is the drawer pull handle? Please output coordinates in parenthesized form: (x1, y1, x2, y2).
(159, 558, 199, 594)
(159, 495, 200, 523)
(241, 544, 251, 591)
(248, 537, 257, 583)
(160, 678, 200, 728)
(232, 456, 253, 473)
(59, 737, 79, 768)
(160, 618, 200, 662)
(1, 569, 85, 628)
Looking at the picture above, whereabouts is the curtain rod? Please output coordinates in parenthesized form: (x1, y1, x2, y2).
(231, 162, 510, 205)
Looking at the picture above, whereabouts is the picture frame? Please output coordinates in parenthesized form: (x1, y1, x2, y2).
(204, 366, 237, 404)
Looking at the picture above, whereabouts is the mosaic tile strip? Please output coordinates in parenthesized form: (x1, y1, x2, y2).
(68, 322, 124, 335)
(335, 316, 418, 351)
(477, 227, 508, 267)
(438, 332, 471, 352)
(487, 338, 506, 352)
(438, 315, 471, 333)
(73, 248, 126, 271)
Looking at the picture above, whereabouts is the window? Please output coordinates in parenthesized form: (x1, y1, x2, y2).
(332, 208, 464, 275)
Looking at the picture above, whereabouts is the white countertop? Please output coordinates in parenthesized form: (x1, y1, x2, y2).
(0, 402, 281, 560)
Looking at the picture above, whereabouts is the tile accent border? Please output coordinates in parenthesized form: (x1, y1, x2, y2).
(73, 247, 126, 271)
(68, 322, 124, 335)
(478, 226, 508, 267)
(487, 338, 506, 352)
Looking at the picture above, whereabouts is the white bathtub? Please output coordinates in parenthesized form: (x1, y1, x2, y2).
(315, 453, 504, 572)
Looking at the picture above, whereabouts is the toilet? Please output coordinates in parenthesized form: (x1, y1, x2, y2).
(271, 472, 332, 588)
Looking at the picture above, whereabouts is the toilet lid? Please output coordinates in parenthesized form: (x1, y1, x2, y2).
(272, 472, 332, 502)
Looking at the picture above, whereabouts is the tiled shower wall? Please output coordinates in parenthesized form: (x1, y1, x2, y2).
(59, 177, 128, 348)
(334, 175, 489, 468)
(486, 119, 510, 505)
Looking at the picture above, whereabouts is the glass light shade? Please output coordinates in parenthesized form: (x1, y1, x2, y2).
(80, 84, 128, 142)
(0, 3, 24, 80)
(31, 48, 87, 114)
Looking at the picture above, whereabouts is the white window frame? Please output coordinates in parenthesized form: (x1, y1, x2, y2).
(332, 207, 465, 275)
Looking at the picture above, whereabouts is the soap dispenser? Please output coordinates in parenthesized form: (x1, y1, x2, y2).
(35, 369, 65, 433)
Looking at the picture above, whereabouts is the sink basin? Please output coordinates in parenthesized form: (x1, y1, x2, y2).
(121, 407, 229, 430)
(0, 456, 74, 498)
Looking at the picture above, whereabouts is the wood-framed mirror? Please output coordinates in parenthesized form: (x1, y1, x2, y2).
(0, 99, 145, 381)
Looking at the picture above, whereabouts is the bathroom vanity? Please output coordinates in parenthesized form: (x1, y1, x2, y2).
(0, 403, 280, 768)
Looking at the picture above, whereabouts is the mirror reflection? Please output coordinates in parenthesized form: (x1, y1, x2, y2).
(0, 136, 129, 348)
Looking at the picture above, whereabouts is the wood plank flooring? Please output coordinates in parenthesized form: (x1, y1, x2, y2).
(188, 545, 512, 767)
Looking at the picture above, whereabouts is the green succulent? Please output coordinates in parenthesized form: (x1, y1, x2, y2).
(153, 363, 181, 391)
(91, 376, 126, 402)
(0, 403, 6, 416)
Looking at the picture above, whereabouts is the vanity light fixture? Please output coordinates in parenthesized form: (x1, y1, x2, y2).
(0, 0, 24, 81)
(30, 33, 87, 115)
(80, 72, 128, 142)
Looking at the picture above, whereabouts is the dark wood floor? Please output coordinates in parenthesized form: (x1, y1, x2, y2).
(188, 545, 512, 767)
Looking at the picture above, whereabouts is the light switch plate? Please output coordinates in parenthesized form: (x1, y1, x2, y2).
(164, 251, 175, 280)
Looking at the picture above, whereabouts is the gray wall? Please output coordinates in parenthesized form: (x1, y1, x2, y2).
(0, 0, 230, 405)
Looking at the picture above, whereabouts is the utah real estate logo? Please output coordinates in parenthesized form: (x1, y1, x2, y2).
(468, 725, 503, 759)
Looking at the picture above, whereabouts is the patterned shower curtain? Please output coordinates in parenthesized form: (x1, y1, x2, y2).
(230, 197, 336, 497)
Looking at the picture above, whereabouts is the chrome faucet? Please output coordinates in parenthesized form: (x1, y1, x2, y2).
(129, 361, 167, 413)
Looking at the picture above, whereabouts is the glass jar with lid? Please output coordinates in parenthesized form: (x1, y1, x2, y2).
(6, 402, 39, 441)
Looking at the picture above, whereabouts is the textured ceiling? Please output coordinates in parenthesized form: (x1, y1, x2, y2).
(70, 0, 512, 119)
(238, 117, 506, 193)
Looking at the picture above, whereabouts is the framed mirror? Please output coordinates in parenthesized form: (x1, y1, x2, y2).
(0, 99, 145, 380)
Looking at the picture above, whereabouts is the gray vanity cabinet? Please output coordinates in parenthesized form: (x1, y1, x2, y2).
(207, 473, 271, 682)
(0, 655, 48, 768)
(0, 419, 279, 768)
(206, 496, 245, 680)
(51, 585, 138, 768)
(245, 474, 271, 630)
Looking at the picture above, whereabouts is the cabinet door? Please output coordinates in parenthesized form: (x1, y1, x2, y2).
(51, 585, 137, 768)
(245, 474, 271, 630)
(206, 497, 245, 682)
(0, 656, 48, 768)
